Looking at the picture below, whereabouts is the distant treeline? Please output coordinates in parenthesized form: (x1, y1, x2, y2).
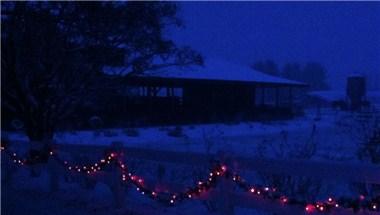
(252, 60, 330, 90)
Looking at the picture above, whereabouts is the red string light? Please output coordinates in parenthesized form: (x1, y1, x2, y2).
(280, 196, 288, 204)
(305, 204, 315, 213)
(2, 147, 380, 212)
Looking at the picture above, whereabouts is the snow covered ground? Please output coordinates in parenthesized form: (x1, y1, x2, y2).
(3, 109, 379, 214)
(6, 109, 365, 161)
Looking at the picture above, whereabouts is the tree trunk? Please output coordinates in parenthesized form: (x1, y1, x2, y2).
(25, 121, 59, 192)
(26, 119, 54, 143)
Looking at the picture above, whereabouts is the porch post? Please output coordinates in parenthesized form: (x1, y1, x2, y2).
(289, 87, 293, 107)
(275, 87, 279, 108)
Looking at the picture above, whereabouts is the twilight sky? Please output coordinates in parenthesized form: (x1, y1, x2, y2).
(170, 1, 380, 90)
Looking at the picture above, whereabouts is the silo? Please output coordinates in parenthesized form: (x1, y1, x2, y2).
(346, 75, 366, 111)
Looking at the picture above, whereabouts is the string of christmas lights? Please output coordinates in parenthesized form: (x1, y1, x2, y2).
(1, 146, 379, 213)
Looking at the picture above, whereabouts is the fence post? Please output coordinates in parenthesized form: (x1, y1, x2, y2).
(2, 151, 16, 189)
(45, 140, 60, 192)
(47, 152, 60, 192)
(108, 141, 126, 208)
(30, 140, 44, 177)
(215, 150, 235, 215)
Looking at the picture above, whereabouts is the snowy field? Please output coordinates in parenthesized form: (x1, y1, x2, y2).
(6, 109, 369, 161)
(2, 109, 379, 215)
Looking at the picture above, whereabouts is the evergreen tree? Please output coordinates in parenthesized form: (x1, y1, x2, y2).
(2, 2, 202, 144)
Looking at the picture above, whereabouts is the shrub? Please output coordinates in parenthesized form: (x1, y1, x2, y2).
(103, 130, 118, 137)
(167, 126, 185, 138)
(123, 128, 139, 137)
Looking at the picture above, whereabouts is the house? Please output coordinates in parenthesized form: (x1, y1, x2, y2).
(101, 59, 307, 125)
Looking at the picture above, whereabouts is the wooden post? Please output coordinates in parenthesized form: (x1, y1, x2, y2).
(215, 151, 235, 215)
(43, 140, 59, 192)
(108, 141, 126, 208)
(2, 151, 17, 189)
(275, 87, 279, 108)
(30, 140, 44, 177)
(251, 86, 256, 108)
(216, 176, 235, 215)
(47, 153, 60, 192)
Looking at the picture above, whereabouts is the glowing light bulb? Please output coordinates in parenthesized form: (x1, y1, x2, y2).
(49, 151, 53, 155)
(188, 194, 192, 198)
(209, 173, 213, 176)
(305, 204, 315, 213)
(328, 197, 333, 202)
(170, 199, 174, 204)
(373, 204, 377, 210)
(264, 187, 269, 191)
(250, 188, 255, 193)
(335, 203, 339, 208)
(221, 165, 227, 171)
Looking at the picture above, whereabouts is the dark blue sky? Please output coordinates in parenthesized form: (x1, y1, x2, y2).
(170, 2, 380, 90)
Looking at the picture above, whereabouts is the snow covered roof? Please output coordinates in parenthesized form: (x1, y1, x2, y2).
(104, 59, 306, 86)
